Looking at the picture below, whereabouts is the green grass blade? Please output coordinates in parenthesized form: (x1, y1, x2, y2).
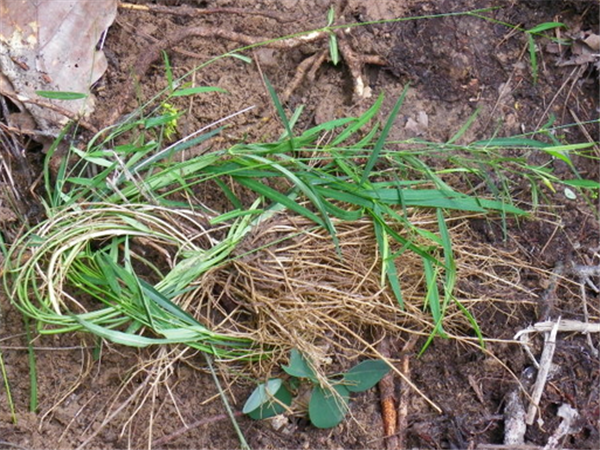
(131, 127, 223, 174)
(329, 33, 340, 65)
(471, 137, 550, 148)
(74, 316, 163, 347)
(437, 208, 457, 329)
(527, 34, 538, 83)
(263, 76, 294, 153)
(447, 107, 480, 144)
(360, 85, 409, 185)
(423, 258, 442, 326)
(138, 279, 205, 329)
(372, 212, 404, 307)
(36, 91, 87, 100)
(43, 123, 75, 209)
(162, 50, 173, 92)
(527, 21, 565, 34)
(0, 349, 16, 423)
(240, 154, 338, 243)
(171, 86, 227, 97)
(235, 177, 325, 227)
(331, 93, 384, 146)
(24, 317, 38, 413)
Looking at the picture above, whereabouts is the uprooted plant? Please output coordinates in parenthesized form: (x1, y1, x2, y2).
(1, 6, 598, 446)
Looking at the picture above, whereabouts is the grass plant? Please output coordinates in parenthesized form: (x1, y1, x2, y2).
(4, 83, 540, 355)
(4, 77, 597, 417)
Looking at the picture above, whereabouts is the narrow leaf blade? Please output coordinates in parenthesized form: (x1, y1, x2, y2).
(360, 85, 409, 185)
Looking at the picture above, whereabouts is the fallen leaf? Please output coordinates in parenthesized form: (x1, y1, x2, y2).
(0, 0, 117, 134)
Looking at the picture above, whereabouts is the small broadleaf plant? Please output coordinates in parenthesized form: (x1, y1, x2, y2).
(243, 349, 390, 429)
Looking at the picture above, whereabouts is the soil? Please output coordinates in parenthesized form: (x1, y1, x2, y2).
(1, 1, 599, 449)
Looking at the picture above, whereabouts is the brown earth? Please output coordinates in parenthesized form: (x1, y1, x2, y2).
(1, 1, 599, 449)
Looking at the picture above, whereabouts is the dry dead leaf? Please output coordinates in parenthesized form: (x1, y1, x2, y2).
(0, 0, 117, 135)
(556, 30, 600, 68)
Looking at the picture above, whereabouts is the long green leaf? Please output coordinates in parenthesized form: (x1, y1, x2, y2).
(423, 258, 445, 336)
(331, 93, 384, 146)
(263, 76, 294, 152)
(360, 85, 409, 185)
(36, 90, 87, 100)
(171, 86, 227, 97)
(372, 211, 404, 307)
(235, 177, 324, 227)
(447, 107, 480, 145)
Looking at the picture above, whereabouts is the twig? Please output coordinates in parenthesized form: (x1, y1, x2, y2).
(525, 319, 560, 425)
(397, 335, 418, 450)
(377, 334, 419, 450)
(119, 2, 301, 23)
(377, 337, 398, 449)
(281, 49, 328, 103)
(503, 390, 526, 445)
(543, 404, 579, 450)
(515, 319, 600, 336)
(477, 444, 579, 450)
(105, 25, 329, 126)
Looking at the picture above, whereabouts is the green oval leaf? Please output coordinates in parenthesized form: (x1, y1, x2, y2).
(282, 349, 318, 382)
(308, 384, 350, 429)
(244, 379, 282, 412)
(248, 385, 292, 420)
(35, 90, 88, 100)
(244, 378, 293, 420)
(343, 359, 390, 392)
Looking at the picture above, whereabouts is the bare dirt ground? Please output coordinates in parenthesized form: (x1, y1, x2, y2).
(1, 0, 599, 449)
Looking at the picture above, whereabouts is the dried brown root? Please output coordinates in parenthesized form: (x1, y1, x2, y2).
(397, 336, 418, 450)
(281, 49, 328, 103)
(105, 21, 387, 127)
(337, 31, 387, 99)
(378, 337, 399, 449)
(119, 1, 303, 24)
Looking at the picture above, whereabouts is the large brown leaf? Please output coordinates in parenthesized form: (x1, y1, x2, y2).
(0, 0, 117, 134)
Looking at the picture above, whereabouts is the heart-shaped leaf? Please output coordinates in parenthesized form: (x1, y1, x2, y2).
(243, 378, 292, 420)
(282, 349, 317, 382)
(343, 359, 390, 392)
(308, 384, 349, 428)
